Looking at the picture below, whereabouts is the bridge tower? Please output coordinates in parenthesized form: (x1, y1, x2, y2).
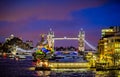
(78, 28, 85, 51)
(47, 28, 54, 49)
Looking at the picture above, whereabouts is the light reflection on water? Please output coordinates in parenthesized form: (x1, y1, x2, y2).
(0, 58, 120, 77)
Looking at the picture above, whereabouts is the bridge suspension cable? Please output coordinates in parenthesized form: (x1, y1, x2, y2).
(84, 40, 96, 50)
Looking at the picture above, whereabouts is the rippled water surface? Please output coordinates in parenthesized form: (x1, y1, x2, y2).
(0, 57, 120, 77)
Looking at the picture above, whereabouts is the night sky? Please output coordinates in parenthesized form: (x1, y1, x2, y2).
(0, 0, 120, 48)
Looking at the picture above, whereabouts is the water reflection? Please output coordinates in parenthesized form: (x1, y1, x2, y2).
(0, 57, 120, 77)
(36, 71, 50, 77)
(36, 71, 44, 76)
(34, 67, 120, 77)
(105, 70, 119, 77)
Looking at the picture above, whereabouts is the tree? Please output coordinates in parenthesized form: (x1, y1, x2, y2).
(2, 37, 31, 52)
(0, 42, 3, 52)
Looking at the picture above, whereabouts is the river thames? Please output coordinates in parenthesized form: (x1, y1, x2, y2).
(0, 57, 120, 77)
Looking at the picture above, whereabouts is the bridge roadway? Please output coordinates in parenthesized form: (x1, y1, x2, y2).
(53, 37, 78, 40)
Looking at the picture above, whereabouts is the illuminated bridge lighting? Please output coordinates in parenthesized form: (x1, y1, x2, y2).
(54, 37, 78, 40)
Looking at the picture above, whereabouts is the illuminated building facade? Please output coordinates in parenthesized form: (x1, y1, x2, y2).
(98, 26, 120, 65)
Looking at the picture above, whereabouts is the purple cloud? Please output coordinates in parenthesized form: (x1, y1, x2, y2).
(0, 0, 107, 22)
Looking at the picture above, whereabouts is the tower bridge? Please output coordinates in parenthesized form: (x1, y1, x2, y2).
(47, 28, 96, 51)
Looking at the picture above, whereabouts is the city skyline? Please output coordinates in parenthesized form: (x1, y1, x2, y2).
(0, 0, 120, 47)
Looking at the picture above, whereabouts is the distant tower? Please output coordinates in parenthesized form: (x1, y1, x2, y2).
(78, 28, 85, 51)
(40, 34, 45, 44)
(10, 34, 14, 39)
(47, 28, 54, 49)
